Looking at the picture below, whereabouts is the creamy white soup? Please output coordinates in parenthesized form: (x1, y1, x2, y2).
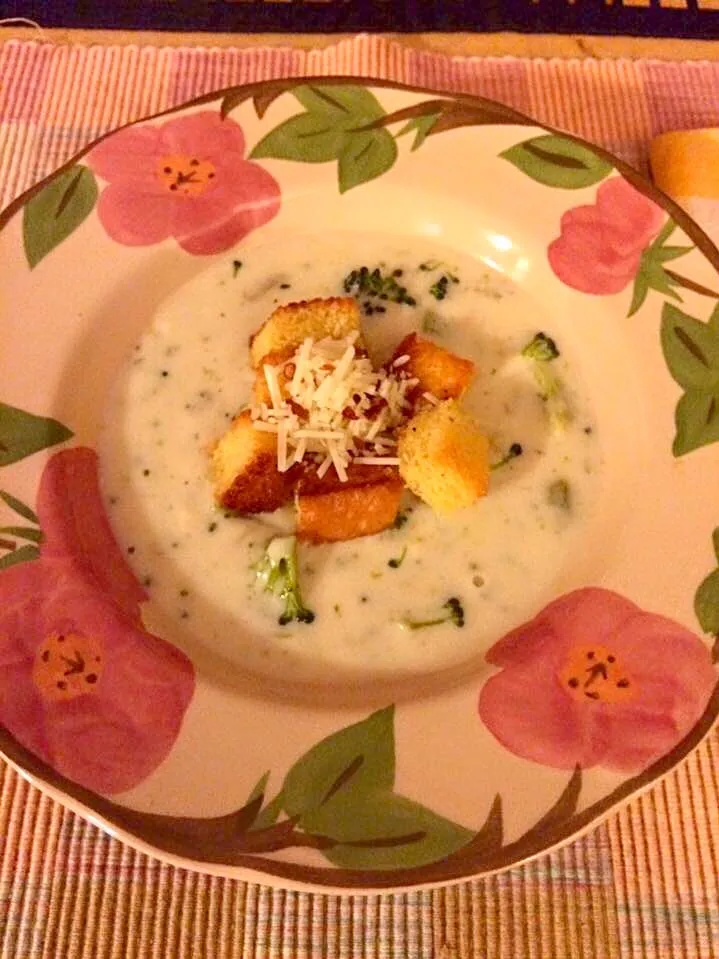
(98, 233, 601, 686)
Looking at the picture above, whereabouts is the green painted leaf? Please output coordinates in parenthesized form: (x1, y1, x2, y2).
(251, 113, 345, 164)
(0, 544, 40, 571)
(294, 84, 385, 121)
(244, 771, 284, 831)
(282, 706, 395, 819)
(655, 245, 694, 262)
(628, 271, 651, 318)
(246, 771, 270, 805)
(652, 217, 676, 249)
(250, 84, 396, 192)
(398, 113, 441, 151)
(0, 403, 73, 466)
(318, 792, 475, 870)
(628, 237, 687, 318)
(500, 135, 612, 189)
(338, 129, 397, 194)
(23, 165, 97, 269)
(281, 705, 473, 869)
(695, 568, 719, 635)
(672, 388, 719, 456)
(627, 221, 703, 318)
(0, 525, 43, 544)
(661, 302, 719, 391)
(0, 490, 38, 524)
(713, 527, 719, 563)
(251, 791, 284, 832)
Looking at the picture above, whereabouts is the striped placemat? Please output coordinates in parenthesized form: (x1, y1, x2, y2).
(1, 34, 719, 959)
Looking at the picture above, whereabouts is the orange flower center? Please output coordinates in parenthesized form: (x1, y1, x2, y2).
(32, 631, 104, 703)
(559, 644, 635, 705)
(156, 154, 216, 196)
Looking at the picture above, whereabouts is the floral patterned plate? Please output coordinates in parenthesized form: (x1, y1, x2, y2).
(1, 78, 719, 891)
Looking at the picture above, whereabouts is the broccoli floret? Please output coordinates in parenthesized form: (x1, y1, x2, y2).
(255, 535, 315, 626)
(521, 331, 559, 362)
(342, 266, 417, 310)
(429, 275, 451, 301)
(400, 597, 465, 631)
(521, 333, 572, 433)
(491, 442, 523, 471)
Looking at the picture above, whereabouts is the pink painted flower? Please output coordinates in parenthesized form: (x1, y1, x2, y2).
(87, 111, 281, 255)
(0, 448, 194, 795)
(548, 177, 665, 294)
(478, 588, 716, 773)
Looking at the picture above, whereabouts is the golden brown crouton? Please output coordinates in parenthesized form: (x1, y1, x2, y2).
(398, 400, 489, 513)
(250, 297, 361, 368)
(392, 333, 474, 400)
(297, 462, 399, 497)
(252, 347, 296, 407)
(296, 478, 404, 543)
(211, 410, 295, 513)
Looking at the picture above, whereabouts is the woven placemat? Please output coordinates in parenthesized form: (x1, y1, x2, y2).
(1, 35, 719, 959)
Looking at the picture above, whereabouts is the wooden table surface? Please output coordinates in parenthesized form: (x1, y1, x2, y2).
(1, 26, 718, 60)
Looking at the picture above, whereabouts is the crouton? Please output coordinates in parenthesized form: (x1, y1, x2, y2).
(211, 410, 295, 513)
(250, 297, 361, 368)
(252, 347, 296, 407)
(296, 478, 404, 543)
(398, 400, 489, 513)
(297, 462, 399, 497)
(392, 333, 474, 400)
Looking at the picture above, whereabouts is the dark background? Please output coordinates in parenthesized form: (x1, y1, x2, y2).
(2, 0, 716, 39)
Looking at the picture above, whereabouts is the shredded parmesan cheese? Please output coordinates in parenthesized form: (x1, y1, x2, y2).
(250, 334, 421, 480)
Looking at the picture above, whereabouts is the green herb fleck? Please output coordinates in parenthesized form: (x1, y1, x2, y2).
(208, 522, 218, 533)
(547, 478, 572, 511)
(421, 311, 445, 335)
(232, 259, 243, 277)
(393, 509, 410, 530)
